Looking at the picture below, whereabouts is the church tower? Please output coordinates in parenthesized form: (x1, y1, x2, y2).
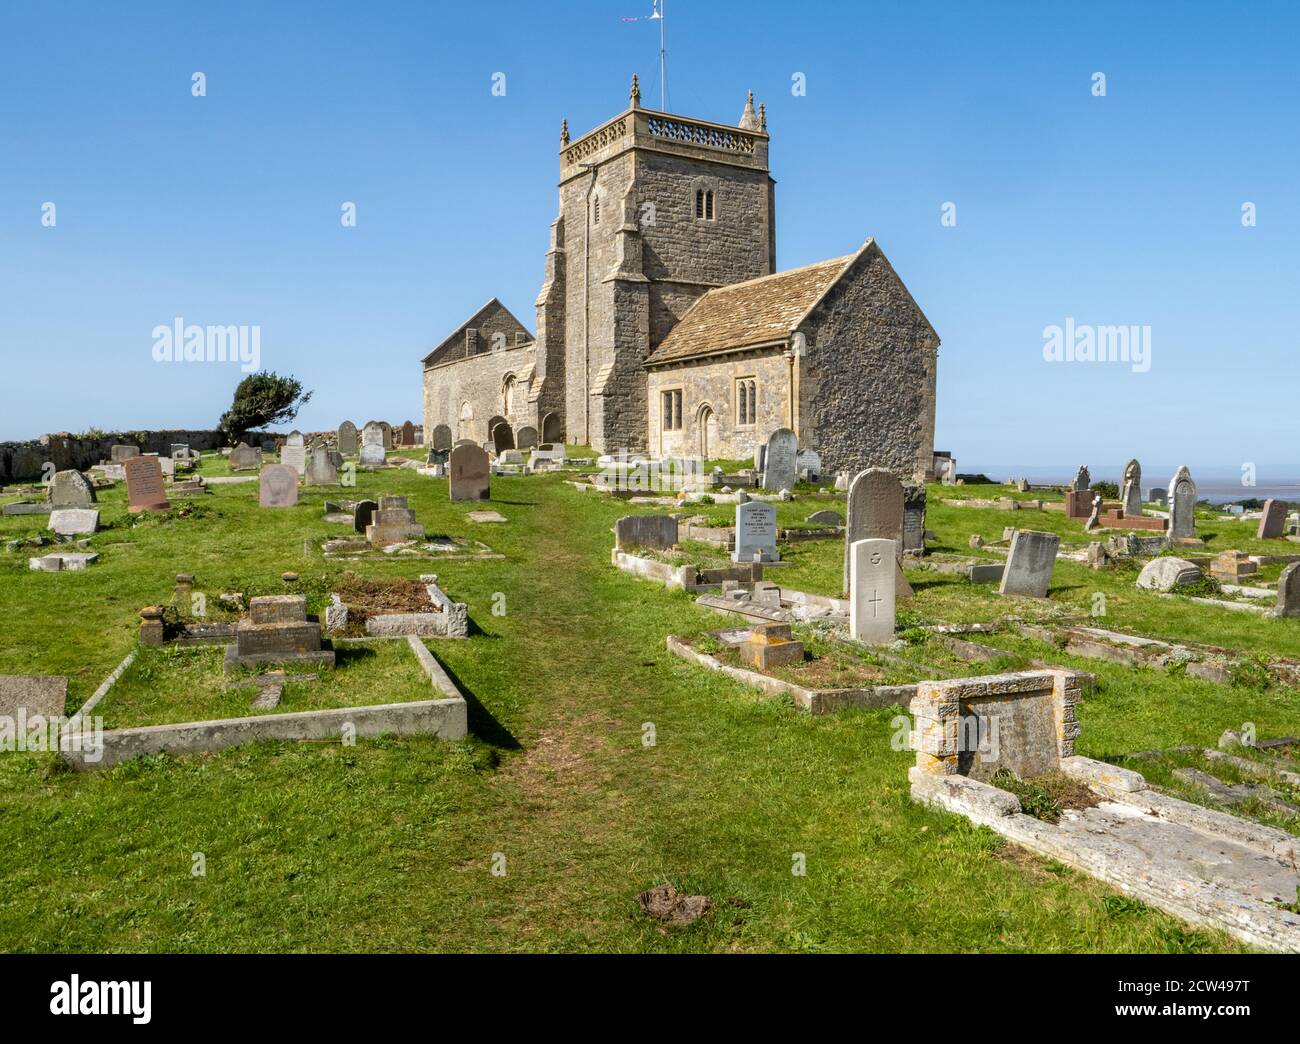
(533, 77, 776, 452)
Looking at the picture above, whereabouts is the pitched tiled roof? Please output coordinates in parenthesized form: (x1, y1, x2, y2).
(645, 250, 860, 365)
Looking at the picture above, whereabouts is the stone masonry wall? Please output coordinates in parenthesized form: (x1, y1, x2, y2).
(0, 429, 266, 484)
(646, 349, 789, 460)
(422, 343, 537, 445)
(798, 244, 939, 481)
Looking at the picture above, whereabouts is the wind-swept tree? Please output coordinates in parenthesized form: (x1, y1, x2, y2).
(218, 371, 313, 441)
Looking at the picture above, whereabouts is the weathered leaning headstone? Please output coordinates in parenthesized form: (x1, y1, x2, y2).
(1121, 458, 1142, 516)
(760, 428, 798, 492)
(614, 515, 679, 551)
(1167, 465, 1197, 539)
(732, 501, 779, 563)
(123, 455, 171, 514)
(49, 469, 96, 507)
(843, 468, 904, 590)
(449, 444, 491, 501)
(49, 508, 99, 537)
(359, 423, 387, 465)
(849, 538, 896, 645)
(337, 421, 358, 456)
(229, 443, 262, 472)
(307, 446, 339, 486)
(998, 530, 1060, 598)
(1275, 562, 1300, 618)
(1258, 498, 1288, 540)
(258, 463, 299, 508)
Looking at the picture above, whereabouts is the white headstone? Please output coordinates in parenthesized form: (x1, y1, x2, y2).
(849, 538, 896, 645)
(732, 502, 779, 563)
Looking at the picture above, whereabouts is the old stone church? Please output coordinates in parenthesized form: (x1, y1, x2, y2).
(422, 77, 940, 480)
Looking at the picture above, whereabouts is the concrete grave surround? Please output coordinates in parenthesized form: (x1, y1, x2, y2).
(732, 501, 779, 563)
(908, 670, 1300, 953)
(123, 455, 171, 513)
(337, 421, 358, 456)
(849, 538, 896, 645)
(1258, 498, 1289, 540)
(614, 514, 679, 551)
(48, 508, 99, 536)
(1121, 458, 1142, 517)
(843, 467, 904, 589)
(306, 446, 339, 485)
(1277, 563, 1300, 618)
(49, 469, 96, 507)
(449, 444, 491, 501)
(258, 463, 300, 508)
(1167, 465, 1197, 539)
(225, 594, 333, 672)
(229, 443, 262, 472)
(760, 428, 798, 492)
(998, 530, 1060, 598)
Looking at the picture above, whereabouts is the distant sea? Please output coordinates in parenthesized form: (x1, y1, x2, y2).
(965, 464, 1300, 506)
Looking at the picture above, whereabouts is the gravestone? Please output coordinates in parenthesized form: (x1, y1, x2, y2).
(1149, 488, 1167, 506)
(0, 675, 67, 737)
(796, 448, 822, 482)
(337, 421, 358, 456)
(849, 538, 896, 645)
(258, 463, 299, 508)
(902, 484, 927, 553)
(732, 502, 779, 563)
(1136, 557, 1201, 591)
(379, 422, 393, 449)
(615, 515, 679, 551)
(1085, 493, 1102, 530)
(158, 455, 175, 478)
(307, 446, 339, 485)
(49, 470, 96, 507)
(843, 468, 904, 590)
(48, 508, 98, 536)
(1071, 465, 1091, 492)
(359, 423, 387, 465)
(401, 421, 416, 447)
(366, 495, 424, 546)
(1121, 458, 1142, 516)
(229, 443, 262, 472)
(806, 509, 843, 526)
(1065, 489, 1093, 519)
(432, 424, 453, 451)
(353, 499, 378, 534)
(760, 428, 798, 492)
(498, 449, 525, 466)
(449, 444, 491, 501)
(225, 595, 334, 672)
(281, 433, 307, 476)
(1258, 499, 1288, 540)
(110, 444, 140, 463)
(998, 530, 1060, 598)
(1276, 563, 1300, 618)
(123, 455, 170, 513)
(516, 426, 538, 450)
(1167, 465, 1197, 539)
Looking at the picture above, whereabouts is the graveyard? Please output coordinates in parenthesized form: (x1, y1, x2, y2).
(2, 438, 1298, 952)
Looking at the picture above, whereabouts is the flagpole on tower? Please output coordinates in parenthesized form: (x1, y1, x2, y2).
(652, 0, 666, 111)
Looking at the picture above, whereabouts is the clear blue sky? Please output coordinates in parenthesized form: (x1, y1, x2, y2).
(2, 0, 1297, 472)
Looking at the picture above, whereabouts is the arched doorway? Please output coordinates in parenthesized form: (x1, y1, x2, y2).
(458, 402, 474, 440)
(697, 404, 718, 460)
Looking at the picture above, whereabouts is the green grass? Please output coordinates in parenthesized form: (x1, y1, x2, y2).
(2, 465, 1294, 952)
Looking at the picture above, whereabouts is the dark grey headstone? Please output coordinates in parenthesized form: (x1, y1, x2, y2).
(1121, 458, 1142, 516)
(353, 499, 378, 533)
(1167, 465, 1197, 539)
(1277, 563, 1300, 618)
(229, 443, 262, 472)
(516, 426, 538, 450)
(432, 425, 453, 451)
(449, 444, 491, 501)
(761, 428, 798, 492)
(337, 421, 358, 456)
(614, 515, 678, 551)
(805, 509, 843, 526)
(843, 468, 904, 589)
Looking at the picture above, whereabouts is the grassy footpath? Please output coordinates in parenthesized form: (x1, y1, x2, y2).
(1, 459, 1292, 951)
